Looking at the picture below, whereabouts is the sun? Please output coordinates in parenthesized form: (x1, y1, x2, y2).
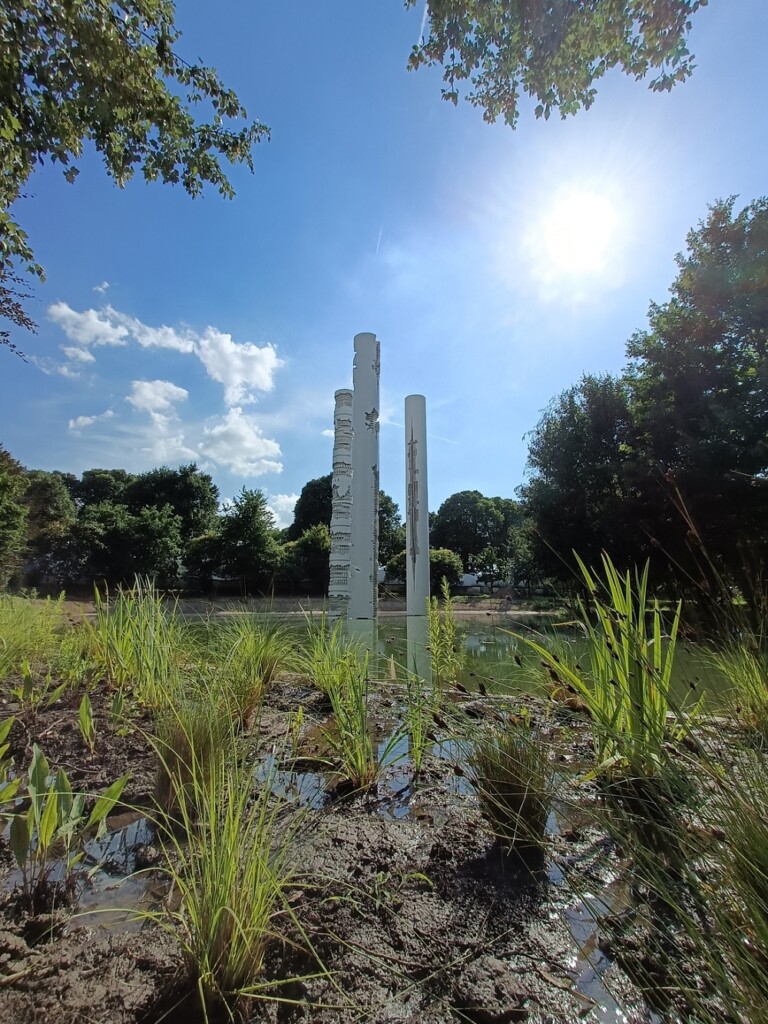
(527, 188, 621, 284)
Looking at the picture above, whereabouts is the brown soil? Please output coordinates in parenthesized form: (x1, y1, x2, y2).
(0, 679, 650, 1024)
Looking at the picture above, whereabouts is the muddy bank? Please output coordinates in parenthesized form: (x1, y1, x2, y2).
(0, 678, 651, 1024)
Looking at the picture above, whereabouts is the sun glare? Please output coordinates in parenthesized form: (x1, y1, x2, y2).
(536, 190, 619, 276)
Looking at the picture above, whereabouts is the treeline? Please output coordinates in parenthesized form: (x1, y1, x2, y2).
(520, 197, 768, 608)
(0, 460, 338, 594)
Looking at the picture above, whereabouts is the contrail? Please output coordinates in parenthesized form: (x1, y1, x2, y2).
(376, 227, 383, 254)
(419, 1, 429, 42)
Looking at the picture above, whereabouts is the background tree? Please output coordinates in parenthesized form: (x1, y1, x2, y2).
(218, 488, 280, 594)
(385, 546, 463, 593)
(520, 197, 768, 600)
(521, 374, 638, 582)
(377, 492, 405, 565)
(627, 196, 768, 594)
(69, 469, 135, 508)
(21, 469, 77, 574)
(286, 475, 332, 540)
(431, 490, 504, 571)
(48, 500, 183, 585)
(408, 1, 705, 127)
(287, 473, 403, 564)
(280, 523, 331, 594)
(0, 445, 27, 588)
(123, 464, 219, 543)
(1, 0, 265, 349)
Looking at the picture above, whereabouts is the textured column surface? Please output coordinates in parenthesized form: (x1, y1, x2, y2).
(349, 332, 380, 621)
(405, 394, 429, 617)
(328, 388, 354, 619)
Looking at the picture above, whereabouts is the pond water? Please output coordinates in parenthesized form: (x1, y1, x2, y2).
(358, 615, 727, 707)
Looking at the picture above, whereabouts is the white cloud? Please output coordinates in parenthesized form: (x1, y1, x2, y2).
(199, 407, 282, 477)
(49, 303, 284, 406)
(61, 346, 96, 364)
(107, 308, 196, 353)
(49, 301, 129, 348)
(144, 433, 199, 463)
(196, 328, 284, 405)
(127, 379, 189, 415)
(93, 281, 110, 294)
(68, 409, 115, 432)
(321, 428, 335, 438)
(267, 493, 299, 528)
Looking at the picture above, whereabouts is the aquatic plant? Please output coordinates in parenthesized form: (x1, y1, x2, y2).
(0, 716, 21, 808)
(209, 615, 299, 728)
(153, 698, 229, 820)
(85, 578, 186, 707)
(404, 672, 438, 776)
(77, 692, 97, 753)
(523, 554, 695, 781)
(427, 577, 465, 685)
(0, 593, 66, 682)
(467, 725, 554, 852)
(151, 742, 322, 1020)
(8, 744, 128, 912)
(9, 657, 69, 713)
(710, 641, 768, 743)
(301, 613, 365, 695)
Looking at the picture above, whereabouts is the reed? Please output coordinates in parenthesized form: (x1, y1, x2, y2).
(0, 593, 66, 682)
(150, 738, 320, 1020)
(522, 554, 694, 781)
(426, 577, 465, 685)
(467, 725, 554, 852)
(208, 615, 299, 728)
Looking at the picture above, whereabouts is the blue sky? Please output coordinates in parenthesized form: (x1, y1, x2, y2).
(2, 1, 767, 527)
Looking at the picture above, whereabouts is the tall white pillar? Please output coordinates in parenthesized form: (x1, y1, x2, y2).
(405, 395, 429, 617)
(349, 332, 380, 622)
(328, 388, 354, 619)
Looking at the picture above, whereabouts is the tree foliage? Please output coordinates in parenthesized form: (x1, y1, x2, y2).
(1, 0, 265, 348)
(431, 490, 504, 570)
(218, 488, 280, 594)
(408, 1, 705, 127)
(0, 445, 27, 588)
(286, 475, 332, 541)
(522, 197, 768, 599)
(385, 546, 464, 592)
(287, 473, 403, 563)
(123, 464, 219, 542)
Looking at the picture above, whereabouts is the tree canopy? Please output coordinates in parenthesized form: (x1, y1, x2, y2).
(408, 1, 706, 127)
(1, 0, 265, 348)
(521, 197, 768, 601)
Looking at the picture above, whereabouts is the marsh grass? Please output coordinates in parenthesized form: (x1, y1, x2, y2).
(522, 554, 697, 781)
(404, 672, 437, 776)
(149, 737, 323, 1021)
(427, 578, 465, 685)
(208, 616, 299, 728)
(85, 578, 187, 707)
(709, 641, 768, 743)
(152, 699, 229, 821)
(301, 614, 364, 695)
(467, 725, 555, 853)
(0, 593, 66, 682)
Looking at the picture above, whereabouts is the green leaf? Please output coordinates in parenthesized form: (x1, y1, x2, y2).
(86, 774, 129, 830)
(28, 744, 50, 824)
(10, 811, 31, 869)
(38, 785, 59, 854)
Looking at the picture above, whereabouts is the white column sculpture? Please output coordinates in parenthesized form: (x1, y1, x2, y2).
(328, 388, 354, 619)
(405, 394, 429, 617)
(348, 332, 380, 621)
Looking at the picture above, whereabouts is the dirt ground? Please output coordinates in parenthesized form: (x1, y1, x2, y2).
(0, 677, 650, 1024)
